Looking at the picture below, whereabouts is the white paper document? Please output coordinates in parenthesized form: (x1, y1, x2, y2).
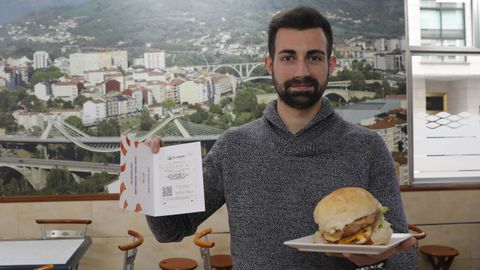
(119, 135, 205, 216)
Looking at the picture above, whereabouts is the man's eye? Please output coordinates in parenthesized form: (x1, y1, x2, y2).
(308, 55, 323, 63)
(280, 55, 294, 63)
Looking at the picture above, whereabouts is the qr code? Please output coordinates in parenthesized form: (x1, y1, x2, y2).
(162, 186, 172, 197)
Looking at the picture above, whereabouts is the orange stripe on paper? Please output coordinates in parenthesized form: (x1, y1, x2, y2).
(120, 182, 126, 194)
(121, 143, 127, 156)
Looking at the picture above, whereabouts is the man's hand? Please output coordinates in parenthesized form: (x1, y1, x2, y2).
(144, 136, 165, 154)
(325, 237, 417, 266)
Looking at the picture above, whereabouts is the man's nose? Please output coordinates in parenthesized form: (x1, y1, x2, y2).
(294, 60, 311, 78)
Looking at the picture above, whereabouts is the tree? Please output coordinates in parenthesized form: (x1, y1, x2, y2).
(62, 101, 74, 109)
(92, 153, 110, 163)
(381, 80, 392, 98)
(20, 95, 45, 112)
(209, 104, 223, 115)
(233, 112, 253, 126)
(189, 107, 209, 124)
(97, 119, 120, 136)
(47, 98, 65, 109)
(0, 91, 14, 112)
(73, 95, 91, 108)
(0, 175, 34, 196)
(0, 113, 18, 133)
(396, 80, 407, 95)
(349, 70, 366, 90)
(44, 167, 78, 194)
(233, 90, 258, 114)
(65, 116, 85, 132)
(77, 172, 115, 193)
(140, 110, 154, 131)
(13, 88, 29, 104)
(161, 98, 176, 111)
(30, 66, 64, 87)
(220, 97, 233, 107)
(254, 102, 267, 118)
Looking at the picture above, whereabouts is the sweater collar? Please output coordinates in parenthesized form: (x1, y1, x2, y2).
(263, 97, 335, 135)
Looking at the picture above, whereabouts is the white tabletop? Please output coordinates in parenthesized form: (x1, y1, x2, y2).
(0, 239, 85, 265)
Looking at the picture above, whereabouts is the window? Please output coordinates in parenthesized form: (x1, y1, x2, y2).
(420, 1, 466, 46)
(419, 0, 470, 62)
(426, 92, 448, 114)
(407, 0, 480, 184)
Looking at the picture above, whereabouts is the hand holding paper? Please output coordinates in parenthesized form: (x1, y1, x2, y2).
(119, 135, 205, 216)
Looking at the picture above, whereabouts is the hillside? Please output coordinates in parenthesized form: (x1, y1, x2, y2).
(0, 0, 87, 24)
(0, 0, 404, 59)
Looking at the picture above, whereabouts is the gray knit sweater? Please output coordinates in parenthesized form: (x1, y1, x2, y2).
(146, 98, 417, 269)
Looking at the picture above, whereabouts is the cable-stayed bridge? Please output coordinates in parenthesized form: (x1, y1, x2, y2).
(0, 114, 225, 153)
(0, 116, 225, 190)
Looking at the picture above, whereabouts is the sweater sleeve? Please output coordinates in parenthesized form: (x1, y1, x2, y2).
(367, 135, 418, 270)
(146, 134, 227, 243)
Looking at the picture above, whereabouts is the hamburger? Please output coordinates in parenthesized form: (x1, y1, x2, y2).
(313, 187, 393, 245)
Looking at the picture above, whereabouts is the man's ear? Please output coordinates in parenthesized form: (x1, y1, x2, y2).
(328, 55, 337, 78)
(264, 55, 273, 75)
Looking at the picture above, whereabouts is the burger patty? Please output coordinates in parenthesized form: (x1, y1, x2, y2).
(343, 212, 377, 237)
(322, 212, 379, 243)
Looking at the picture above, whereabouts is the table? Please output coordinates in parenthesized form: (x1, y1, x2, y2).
(0, 237, 92, 270)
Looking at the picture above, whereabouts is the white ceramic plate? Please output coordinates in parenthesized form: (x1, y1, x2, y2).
(284, 233, 411, 255)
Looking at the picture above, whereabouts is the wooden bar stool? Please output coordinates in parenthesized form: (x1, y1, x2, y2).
(208, 254, 232, 270)
(420, 245, 459, 270)
(118, 230, 144, 270)
(159, 258, 197, 270)
(194, 227, 233, 270)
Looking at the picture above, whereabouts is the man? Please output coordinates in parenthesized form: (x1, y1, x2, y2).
(146, 6, 417, 269)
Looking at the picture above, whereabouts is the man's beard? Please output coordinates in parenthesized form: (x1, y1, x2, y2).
(273, 73, 328, 109)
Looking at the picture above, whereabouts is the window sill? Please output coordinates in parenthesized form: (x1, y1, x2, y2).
(401, 183, 480, 192)
(1, 184, 480, 203)
(0, 193, 119, 203)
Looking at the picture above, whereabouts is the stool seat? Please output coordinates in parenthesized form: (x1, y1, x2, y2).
(159, 257, 197, 270)
(211, 254, 233, 269)
(420, 245, 459, 270)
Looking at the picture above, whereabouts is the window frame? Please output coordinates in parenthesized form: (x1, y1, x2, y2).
(420, 3, 467, 45)
(406, 0, 480, 185)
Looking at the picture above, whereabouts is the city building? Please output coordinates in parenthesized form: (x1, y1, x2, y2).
(69, 51, 128, 76)
(373, 52, 404, 71)
(210, 73, 236, 104)
(144, 50, 165, 70)
(52, 82, 79, 101)
(53, 56, 70, 74)
(178, 80, 209, 105)
(362, 112, 407, 153)
(82, 99, 106, 125)
(33, 51, 49, 69)
(33, 81, 52, 101)
(11, 110, 47, 131)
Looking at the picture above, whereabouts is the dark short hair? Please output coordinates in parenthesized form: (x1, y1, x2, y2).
(268, 6, 333, 59)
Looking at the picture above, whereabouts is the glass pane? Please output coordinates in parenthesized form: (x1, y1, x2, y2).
(412, 54, 480, 183)
(442, 10, 464, 30)
(421, 10, 441, 30)
(410, 0, 472, 47)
